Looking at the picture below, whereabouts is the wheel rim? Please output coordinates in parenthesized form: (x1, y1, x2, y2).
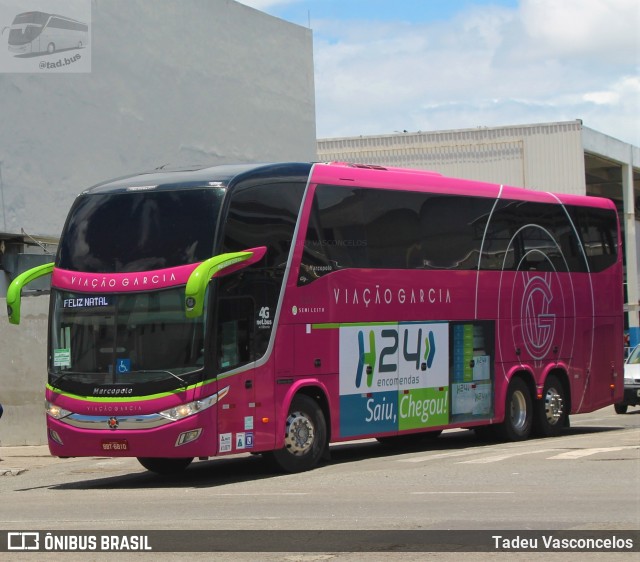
(284, 411, 315, 456)
(510, 389, 528, 431)
(544, 387, 564, 425)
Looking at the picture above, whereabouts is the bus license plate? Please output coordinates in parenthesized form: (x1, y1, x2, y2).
(101, 440, 129, 452)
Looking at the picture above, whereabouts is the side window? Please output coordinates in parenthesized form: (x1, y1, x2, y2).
(298, 185, 495, 284)
(300, 185, 368, 282)
(478, 200, 517, 271)
(571, 207, 618, 272)
(215, 297, 255, 373)
(517, 202, 572, 272)
(481, 200, 585, 272)
(220, 182, 305, 358)
(418, 195, 493, 270)
(223, 182, 305, 269)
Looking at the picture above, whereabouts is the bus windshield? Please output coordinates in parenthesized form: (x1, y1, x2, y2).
(50, 186, 225, 393)
(58, 188, 225, 273)
(49, 287, 206, 391)
(7, 12, 47, 46)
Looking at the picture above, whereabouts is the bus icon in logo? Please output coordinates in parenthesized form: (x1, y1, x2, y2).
(2, 11, 88, 57)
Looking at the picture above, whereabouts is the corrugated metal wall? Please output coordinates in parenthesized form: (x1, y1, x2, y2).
(317, 120, 586, 194)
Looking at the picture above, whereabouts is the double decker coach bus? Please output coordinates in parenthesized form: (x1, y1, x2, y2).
(2, 11, 88, 55)
(7, 162, 623, 475)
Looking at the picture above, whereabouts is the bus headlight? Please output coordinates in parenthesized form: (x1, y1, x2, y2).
(45, 401, 72, 419)
(159, 393, 219, 421)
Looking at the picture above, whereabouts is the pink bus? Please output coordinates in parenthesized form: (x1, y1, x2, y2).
(7, 162, 624, 474)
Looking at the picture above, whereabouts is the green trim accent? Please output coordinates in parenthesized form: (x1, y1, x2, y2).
(6, 262, 54, 325)
(46, 376, 219, 402)
(184, 250, 254, 318)
(311, 321, 396, 329)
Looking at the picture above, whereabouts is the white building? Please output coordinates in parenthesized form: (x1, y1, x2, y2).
(318, 121, 640, 343)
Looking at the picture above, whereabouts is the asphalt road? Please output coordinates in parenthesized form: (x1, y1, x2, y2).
(0, 406, 638, 561)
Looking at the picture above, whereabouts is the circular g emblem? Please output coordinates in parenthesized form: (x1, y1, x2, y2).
(521, 273, 556, 360)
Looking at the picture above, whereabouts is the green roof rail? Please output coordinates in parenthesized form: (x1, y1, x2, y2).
(6, 262, 54, 325)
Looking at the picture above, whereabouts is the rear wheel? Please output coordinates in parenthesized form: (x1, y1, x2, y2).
(266, 394, 327, 473)
(496, 377, 532, 441)
(137, 457, 193, 475)
(534, 374, 568, 436)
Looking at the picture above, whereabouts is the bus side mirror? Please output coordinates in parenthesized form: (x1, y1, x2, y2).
(6, 262, 54, 325)
(184, 246, 266, 318)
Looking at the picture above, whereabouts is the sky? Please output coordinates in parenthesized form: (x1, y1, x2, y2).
(238, 0, 640, 146)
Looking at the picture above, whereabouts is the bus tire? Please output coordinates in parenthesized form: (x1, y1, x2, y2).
(267, 394, 327, 473)
(614, 403, 628, 415)
(137, 457, 193, 475)
(47, 43, 56, 54)
(496, 377, 532, 441)
(534, 374, 567, 437)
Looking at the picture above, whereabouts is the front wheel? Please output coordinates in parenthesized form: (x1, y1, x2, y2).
(534, 374, 568, 437)
(495, 377, 532, 441)
(266, 394, 327, 473)
(137, 457, 193, 475)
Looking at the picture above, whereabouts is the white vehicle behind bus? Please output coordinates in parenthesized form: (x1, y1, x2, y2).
(2, 11, 88, 55)
(615, 344, 640, 414)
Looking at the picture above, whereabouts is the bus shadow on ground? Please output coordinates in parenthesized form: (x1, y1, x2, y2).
(47, 424, 625, 492)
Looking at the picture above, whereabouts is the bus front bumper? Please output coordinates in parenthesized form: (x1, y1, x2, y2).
(46, 414, 218, 459)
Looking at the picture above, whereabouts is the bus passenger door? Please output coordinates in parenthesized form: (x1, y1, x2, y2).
(214, 297, 257, 455)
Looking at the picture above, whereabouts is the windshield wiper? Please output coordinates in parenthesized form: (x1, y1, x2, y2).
(50, 370, 99, 385)
(134, 369, 190, 388)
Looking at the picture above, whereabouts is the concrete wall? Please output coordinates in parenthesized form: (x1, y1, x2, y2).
(0, 295, 49, 446)
(0, 0, 316, 239)
(0, 0, 316, 446)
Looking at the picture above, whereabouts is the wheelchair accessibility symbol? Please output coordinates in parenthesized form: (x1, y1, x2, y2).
(117, 359, 131, 373)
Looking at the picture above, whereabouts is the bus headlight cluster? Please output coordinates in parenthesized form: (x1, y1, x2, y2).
(159, 393, 218, 421)
(45, 401, 72, 419)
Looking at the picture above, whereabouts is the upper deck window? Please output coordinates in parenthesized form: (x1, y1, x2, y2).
(298, 183, 618, 284)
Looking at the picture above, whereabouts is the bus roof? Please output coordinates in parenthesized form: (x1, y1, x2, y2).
(83, 162, 313, 195)
(80, 161, 616, 211)
(12, 11, 87, 25)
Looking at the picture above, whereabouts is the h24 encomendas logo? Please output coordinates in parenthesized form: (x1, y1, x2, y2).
(355, 327, 437, 388)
